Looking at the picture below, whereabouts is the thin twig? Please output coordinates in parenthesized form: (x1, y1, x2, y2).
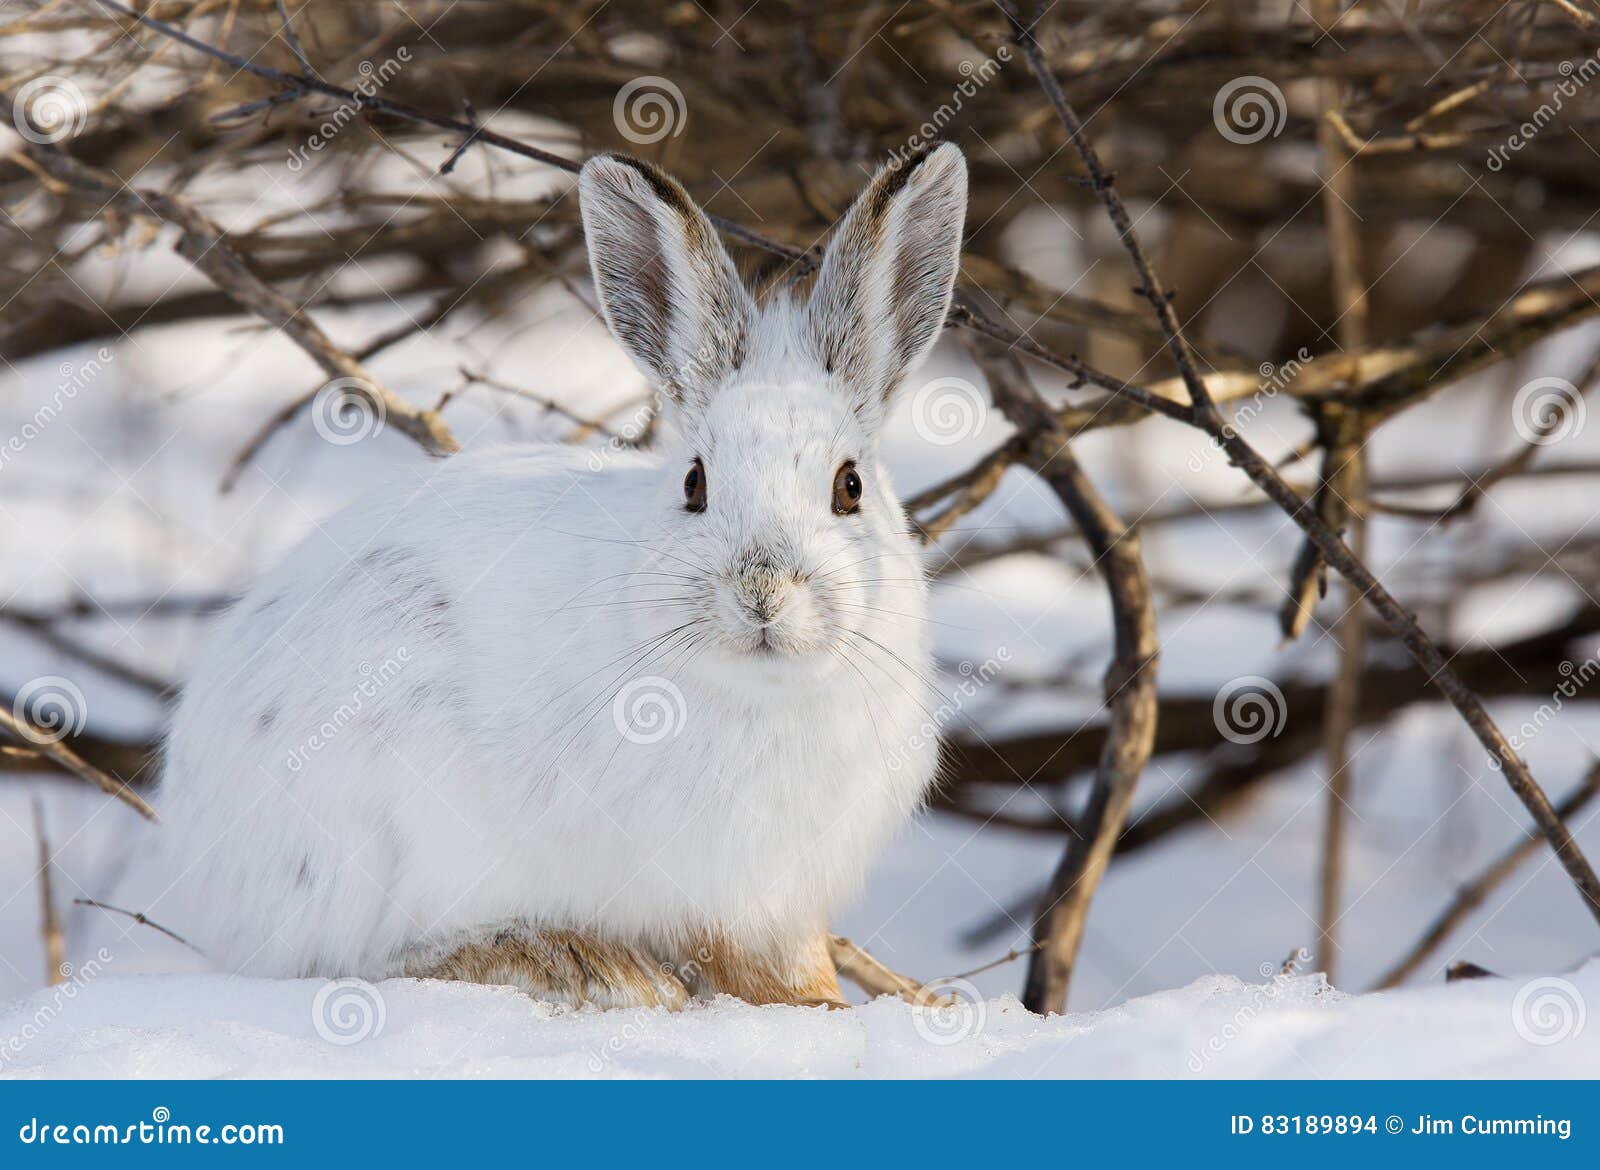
(32, 795, 65, 985)
(1374, 763, 1600, 989)
(74, 897, 202, 954)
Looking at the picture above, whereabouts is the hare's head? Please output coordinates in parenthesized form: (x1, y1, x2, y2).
(578, 145, 966, 667)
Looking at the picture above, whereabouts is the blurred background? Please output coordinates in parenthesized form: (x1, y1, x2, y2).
(3, 0, 1600, 1014)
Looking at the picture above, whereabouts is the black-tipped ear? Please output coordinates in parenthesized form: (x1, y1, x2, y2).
(806, 144, 967, 417)
(578, 155, 754, 410)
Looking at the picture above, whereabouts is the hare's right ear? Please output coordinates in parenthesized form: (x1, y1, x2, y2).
(806, 144, 967, 423)
(579, 155, 753, 410)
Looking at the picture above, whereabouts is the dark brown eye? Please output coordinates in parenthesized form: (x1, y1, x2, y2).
(832, 462, 862, 515)
(684, 458, 706, 512)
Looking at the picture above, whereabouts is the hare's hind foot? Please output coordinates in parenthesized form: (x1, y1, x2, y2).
(414, 928, 689, 1010)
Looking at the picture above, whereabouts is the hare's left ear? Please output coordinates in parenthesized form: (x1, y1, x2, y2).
(806, 144, 967, 421)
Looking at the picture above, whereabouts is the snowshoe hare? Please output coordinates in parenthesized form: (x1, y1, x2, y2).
(153, 144, 966, 1008)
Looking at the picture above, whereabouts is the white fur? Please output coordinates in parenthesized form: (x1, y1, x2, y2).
(150, 147, 967, 980)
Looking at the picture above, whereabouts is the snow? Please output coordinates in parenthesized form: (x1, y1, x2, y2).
(2, 962, 1594, 1078)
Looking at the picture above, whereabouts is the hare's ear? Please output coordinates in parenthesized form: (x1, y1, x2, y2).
(579, 154, 753, 410)
(806, 144, 967, 420)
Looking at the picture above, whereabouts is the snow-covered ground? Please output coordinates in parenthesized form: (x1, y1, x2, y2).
(2, 962, 1594, 1078)
(3, 130, 1600, 1077)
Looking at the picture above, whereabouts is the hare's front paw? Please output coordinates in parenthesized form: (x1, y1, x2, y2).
(677, 929, 844, 1006)
(418, 928, 688, 1010)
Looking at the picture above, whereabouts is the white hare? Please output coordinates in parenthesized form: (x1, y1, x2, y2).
(150, 144, 967, 1008)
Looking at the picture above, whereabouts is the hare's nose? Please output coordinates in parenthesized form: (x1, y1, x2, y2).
(745, 578, 790, 624)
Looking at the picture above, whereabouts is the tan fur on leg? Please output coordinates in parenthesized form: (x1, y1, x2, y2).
(415, 929, 688, 1010)
(678, 929, 844, 1006)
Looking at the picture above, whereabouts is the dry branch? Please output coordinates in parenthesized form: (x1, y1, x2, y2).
(828, 935, 946, 1007)
(971, 338, 1159, 1015)
(18, 141, 459, 459)
(32, 796, 65, 986)
(1004, 0, 1600, 930)
(0, 706, 156, 821)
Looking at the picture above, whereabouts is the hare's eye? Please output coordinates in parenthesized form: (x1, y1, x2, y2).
(684, 458, 707, 513)
(832, 462, 862, 515)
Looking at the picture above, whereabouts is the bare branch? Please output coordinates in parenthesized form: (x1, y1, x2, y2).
(0, 706, 156, 821)
(1004, 0, 1600, 929)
